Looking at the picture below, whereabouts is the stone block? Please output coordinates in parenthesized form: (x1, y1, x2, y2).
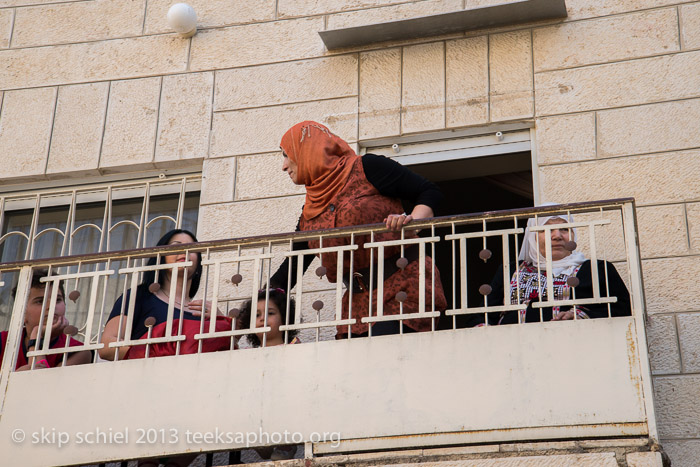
(538, 150, 700, 207)
(11, 0, 145, 48)
(0, 9, 12, 48)
(278, 0, 413, 18)
(688, 202, 700, 251)
(211, 97, 357, 157)
(645, 313, 681, 375)
(189, 17, 325, 72)
(662, 439, 700, 467)
(0, 0, 75, 6)
(200, 157, 235, 205)
(535, 51, 700, 117)
(0, 35, 188, 90)
(196, 195, 304, 241)
(359, 48, 401, 139)
(533, 8, 679, 72)
(100, 77, 161, 169)
(392, 452, 618, 466)
(643, 256, 700, 314)
(47, 82, 109, 174)
(636, 204, 689, 258)
(145, 0, 275, 34)
(535, 113, 596, 165)
(0, 87, 56, 179)
(653, 374, 700, 438)
(326, 0, 462, 30)
(235, 153, 305, 201)
(489, 30, 533, 121)
(677, 312, 700, 373)
(598, 98, 700, 158)
(155, 72, 213, 162)
(564, 0, 680, 22)
(445, 36, 488, 128)
(681, 3, 700, 50)
(626, 452, 663, 467)
(401, 42, 445, 133)
(215, 55, 358, 112)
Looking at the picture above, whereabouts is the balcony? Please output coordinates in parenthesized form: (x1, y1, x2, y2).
(0, 200, 658, 466)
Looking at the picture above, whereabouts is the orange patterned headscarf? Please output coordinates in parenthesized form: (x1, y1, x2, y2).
(280, 121, 359, 220)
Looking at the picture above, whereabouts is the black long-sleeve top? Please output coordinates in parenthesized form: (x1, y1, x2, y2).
(476, 260, 632, 326)
(269, 154, 443, 289)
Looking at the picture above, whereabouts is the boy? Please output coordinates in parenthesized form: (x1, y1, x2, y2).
(0, 270, 91, 370)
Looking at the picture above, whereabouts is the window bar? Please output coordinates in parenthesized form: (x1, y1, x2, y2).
(335, 248, 344, 327)
(431, 224, 436, 332)
(0, 197, 5, 244)
(26, 194, 41, 260)
(176, 261, 188, 355)
(568, 210, 578, 321)
(514, 216, 522, 324)
(544, 224, 555, 317)
(105, 187, 114, 252)
(534, 214, 544, 323)
(198, 251, 210, 355)
(399, 228, 405, 331)
(265, 243, 274, 344)
(286, 240, 293, 344)
(175, 177, 187, 229)
(501, 227, 511, 324)
(60, 190, 77, 258)
(207, 249, 220, 335)
(40, 272, 61, 355)
(262, 266, 270, 348)
(31, 265, 51, 370)
(375, 244, 385, 322)
(368, 231, 375, 338)
(97, 188, 110, 254)
(450, 222, 456, 330)
(94, 259, 112, 361)
(587, 220, 602, 303)
(123, 264, 141, 359)
(114, 260, 132, 361)
(136, 182, 150, 249)
(316, 236, 323, 343)
(347, 233, 355, 338)
(416, 241, 426, 334)
(600, 208, 612, 318)
(459, 235, 468, 324)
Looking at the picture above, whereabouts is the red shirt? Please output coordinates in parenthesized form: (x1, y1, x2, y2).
(0, 329, 85, 370)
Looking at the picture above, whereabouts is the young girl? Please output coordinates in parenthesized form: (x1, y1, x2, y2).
(242, 289, 299, 348)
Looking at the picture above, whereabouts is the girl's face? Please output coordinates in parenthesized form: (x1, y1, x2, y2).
(25, 285, 65, 330)
(163, 233, 199, 277)
(255, 299, 284, 346)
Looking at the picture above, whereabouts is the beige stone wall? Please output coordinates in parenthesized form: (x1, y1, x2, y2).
(0, 0, 699, 463)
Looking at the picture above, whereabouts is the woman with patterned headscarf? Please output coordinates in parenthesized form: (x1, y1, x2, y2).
(270, 121, 447, 338)
(483, 207, 631, 325)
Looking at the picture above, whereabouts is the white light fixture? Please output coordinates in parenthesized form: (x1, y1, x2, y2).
(167, 3, 197, 38)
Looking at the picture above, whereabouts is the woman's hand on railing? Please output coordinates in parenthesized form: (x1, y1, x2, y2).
(188, 299, 222, 319)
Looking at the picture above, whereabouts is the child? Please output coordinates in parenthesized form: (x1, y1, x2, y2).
(0, 270, 91, 370)
(243, 288, 299, 348)
(241, 288, 300, 461)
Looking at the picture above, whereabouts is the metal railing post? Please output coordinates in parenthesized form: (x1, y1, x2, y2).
(0, 266, 32, 415)
(621, 201, 658, 442)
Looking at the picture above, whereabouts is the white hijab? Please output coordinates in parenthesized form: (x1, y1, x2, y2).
(518, 209, 587, 276)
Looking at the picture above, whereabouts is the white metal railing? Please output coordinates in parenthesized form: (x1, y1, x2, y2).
(0, 199, 657, 466)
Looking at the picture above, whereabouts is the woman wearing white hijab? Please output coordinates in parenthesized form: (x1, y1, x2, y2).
(483, 207, 631, 325)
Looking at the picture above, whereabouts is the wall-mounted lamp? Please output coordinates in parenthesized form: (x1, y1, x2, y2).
(167, 3, 198, 38)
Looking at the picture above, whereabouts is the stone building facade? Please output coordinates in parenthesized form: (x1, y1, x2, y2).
(0, 0, 699, 465)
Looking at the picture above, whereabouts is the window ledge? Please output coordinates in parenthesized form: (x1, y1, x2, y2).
(319, 0, 567, 50)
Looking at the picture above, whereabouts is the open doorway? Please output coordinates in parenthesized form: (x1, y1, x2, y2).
(364, 128, 536, 326)
(408, 151, 533, 327)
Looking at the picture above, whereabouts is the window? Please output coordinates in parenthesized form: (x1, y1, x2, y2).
(0, 173, 201, 332)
